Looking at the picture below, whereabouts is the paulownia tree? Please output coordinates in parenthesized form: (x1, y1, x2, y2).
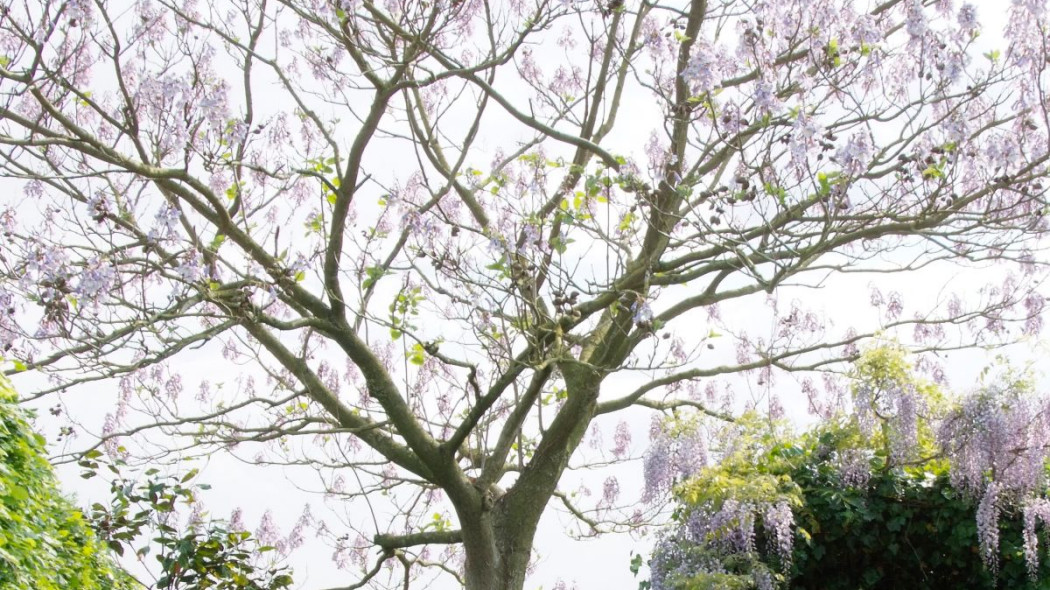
(1, 1, 1049, 589)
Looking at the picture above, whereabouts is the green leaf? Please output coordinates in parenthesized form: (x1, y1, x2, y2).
(630, 553, 644, 576)
(407, 343, 427, 366)
(922, 165, 944, 179)
(362, 266, 387, 289)
(618, 211, 636, 232)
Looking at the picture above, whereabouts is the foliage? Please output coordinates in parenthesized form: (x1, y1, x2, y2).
(80, 456, 295, 590)
(786, 454, 1047, 589)
(0, 372, 290, 590)
(2, 1, 1050, 589)
(647, 349, 1050, 589)
(0, 375, 133, 590)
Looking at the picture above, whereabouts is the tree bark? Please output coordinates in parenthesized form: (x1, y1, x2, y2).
(458, 363, 603, 590)
(458, 501, 544, 590)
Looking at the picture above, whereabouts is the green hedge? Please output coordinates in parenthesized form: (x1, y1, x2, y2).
(0, 376, 133, 589)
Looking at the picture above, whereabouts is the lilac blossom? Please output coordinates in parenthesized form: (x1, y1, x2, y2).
(601, 476, 620, 506)
(1023, 293, 1044, 335)
(642, 431, 673, 502)
(642, 421, 708, 502)
(75, 258, 116, 301)
(957, 3, 978, 31)
(789, 113, 822, 166)
(689, 499, 757, 554)
(752, 80, 780, 116)
(255, 510, 283, 552)
(28, 246, 70, 285)
(1022, 498, 1050, 578)
(631, 300, 654, 326)
(889, 387, 921, 463)
(611, 420, 631, 458)
(905, 0, 929, 39)
(592, 424, 609, 451)
(651, 498, 793, 588)
(835, 131, 874, 177)
(681, 42, 723, 94)
(852, 14, 882, 44)
(286, 505, 314, 552)
(763, 500, 794, 565)
(186, 501, 205, 530)
(174, 251, 203, 282)
(648, 533, 714, 590)
(976, 482, 1001, 573)
(149, 205, 181, 243)
(63, 0, 94, 24)
(939, 385, 1050, 497)
(229, 508, 245, 532)
(835, 448, 873, 488)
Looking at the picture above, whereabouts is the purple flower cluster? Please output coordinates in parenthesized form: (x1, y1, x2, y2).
(648, 533, 717, 590)
(601, 476, 620, 507)
(957, 3, 978, 32)
(681, 42, 727, 95)
(1022, 498, 1050, 577)
(642, 419, 708, 502)
(148, 205, 181, 243)
(75, 258, 116, 302)
(255, 510, 286, 554)
(936, 383, 1050, 575)
(905, 0, 929, 39)
(835, 132, 874, 178)
(835, 447, 874, 488)
(763, 500, 794, 565)
(752, 80, 781, 117)
(649, 498, 794, 590)
(976, 482, 1001, 573)
(939, 386, 1050, 497)
(789, 113, 822, 170)
(853, 379, 926, 467)
(611, 420, 631, 459)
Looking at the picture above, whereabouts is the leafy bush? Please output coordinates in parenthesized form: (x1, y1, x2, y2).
(80, 456, 296, 590)
(0, 375, 133, 589)
(0, 374, 293, 590)
(646, 349, 1050, 589)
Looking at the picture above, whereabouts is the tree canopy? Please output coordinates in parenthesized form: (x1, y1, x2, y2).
(1, 1, 1050, 589)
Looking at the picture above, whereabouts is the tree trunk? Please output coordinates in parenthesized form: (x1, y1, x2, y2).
(459, 364, 603, 590)
(459, 508, 535, 590)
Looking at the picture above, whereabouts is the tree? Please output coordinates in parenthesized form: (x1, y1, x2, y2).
(645, 349, 1050, 589)
(0, 1, 1048, 589)
(0, 375, 133, 589)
